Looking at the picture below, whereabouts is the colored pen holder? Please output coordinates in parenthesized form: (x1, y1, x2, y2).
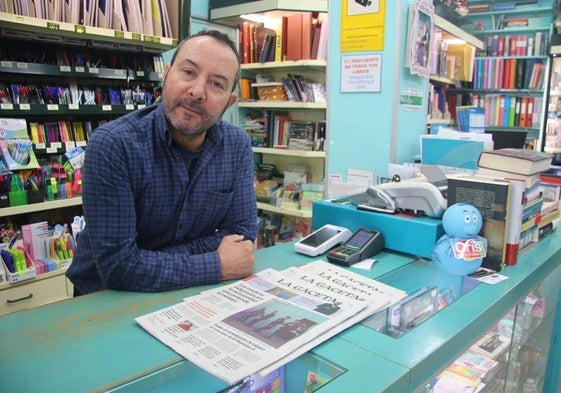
(27, 189, 44, 204)
(0, 193, 9, 208)
(0, 139, 40, 171)
(8, 190, 27, 207)
(0, 246, 37, 284)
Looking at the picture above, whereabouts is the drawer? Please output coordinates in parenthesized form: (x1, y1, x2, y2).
(0, 273, 73, 316)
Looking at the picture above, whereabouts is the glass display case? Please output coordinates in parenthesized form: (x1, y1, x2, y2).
(414, 264, 561, 393)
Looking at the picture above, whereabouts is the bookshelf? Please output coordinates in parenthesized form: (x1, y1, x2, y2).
(428, 16, 483, 126)
(211, 1, 328, 241)
(456, 0, 555, 147)
(544, 34, 561, 154)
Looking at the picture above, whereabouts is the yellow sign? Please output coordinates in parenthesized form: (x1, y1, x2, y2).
(341, 0, 386, 52)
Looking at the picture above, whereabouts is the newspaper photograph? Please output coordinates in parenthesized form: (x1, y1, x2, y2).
(256, 260, 407, 376)
(135, 268, 366, 384)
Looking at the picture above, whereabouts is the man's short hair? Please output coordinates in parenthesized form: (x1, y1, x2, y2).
(170, 30, 241, 92)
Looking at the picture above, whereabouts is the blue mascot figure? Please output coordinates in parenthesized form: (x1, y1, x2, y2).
(432, 203, 487, 275)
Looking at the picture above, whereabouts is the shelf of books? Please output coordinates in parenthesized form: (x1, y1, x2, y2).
(239, 101, 327, 110)
(253, 147, 325, 158)
(433, 14, 484, 50)
(214, 4, 329, 245)
(242, 60, 326, 72)
(427, 13, 483, 125)
(256, 202, 312, 218)
(458, 1, 554, 147)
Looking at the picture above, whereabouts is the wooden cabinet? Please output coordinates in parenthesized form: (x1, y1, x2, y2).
(0, 269, 72, 316)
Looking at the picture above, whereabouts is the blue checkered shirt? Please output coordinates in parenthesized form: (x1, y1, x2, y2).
(66, 102, 257, 294)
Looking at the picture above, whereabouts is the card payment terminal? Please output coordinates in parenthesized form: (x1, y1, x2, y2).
(326, 228, 385, 266)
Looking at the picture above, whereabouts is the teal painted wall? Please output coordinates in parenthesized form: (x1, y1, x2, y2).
(191, 1, 209, 19)
(326, 0, 428, 187)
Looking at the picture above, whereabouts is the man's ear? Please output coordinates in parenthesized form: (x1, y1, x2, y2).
(226, 93, 238, 110)
(162, 63, 171, 85)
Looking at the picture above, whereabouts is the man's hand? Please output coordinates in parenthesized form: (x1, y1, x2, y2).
(218, 234, 255, 280)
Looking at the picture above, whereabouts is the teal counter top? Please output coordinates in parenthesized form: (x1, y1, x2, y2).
(0, 231, 560, 392)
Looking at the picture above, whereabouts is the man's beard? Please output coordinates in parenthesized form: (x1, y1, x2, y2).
(172, 99, 231, 138)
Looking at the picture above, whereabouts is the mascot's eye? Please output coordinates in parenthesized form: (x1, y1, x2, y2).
(472, 215, 479, 223)
(464, 214, 471, 223)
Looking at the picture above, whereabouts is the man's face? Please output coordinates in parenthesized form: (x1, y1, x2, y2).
(161, 36, 238, 138)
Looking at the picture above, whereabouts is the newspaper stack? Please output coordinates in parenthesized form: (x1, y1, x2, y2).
(135, 260, 406, 385)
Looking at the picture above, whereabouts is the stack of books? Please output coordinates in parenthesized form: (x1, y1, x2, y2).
(473, 148, 555, 262)
(287, 121, 316, 151)
(478, 148, 553, 189)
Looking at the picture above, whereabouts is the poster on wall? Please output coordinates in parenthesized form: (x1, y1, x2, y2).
(340, 54, 382, 92)
(340, 0, 386, 52)
(405, 0, 434, 78)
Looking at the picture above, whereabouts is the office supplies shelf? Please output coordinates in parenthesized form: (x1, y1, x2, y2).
(0, 62, 163, 82)
(0, 11, 177, 50)
(0, 8, 175, 301)
(0, 103, 143, 117)
(0, 197, 83, 218)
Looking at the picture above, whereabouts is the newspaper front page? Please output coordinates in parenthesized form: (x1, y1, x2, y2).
(256, 260, 408, 376)
(135, 267, 369, 384)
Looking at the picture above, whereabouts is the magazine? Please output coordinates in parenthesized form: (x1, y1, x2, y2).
(136, 267, 371, 384)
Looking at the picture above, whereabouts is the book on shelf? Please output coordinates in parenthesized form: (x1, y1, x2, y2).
(285, 13, 303, 61)
(287, 121, 316, 151)
(470, 330, 511, 359)
(429, 369, 482, 392)
(540, 183, 561, 205)
(454, 350, 499, 379)
(447, 174, 512, 271)
(504, 179, 525, 265)
(478, 167, 541, 189)
(478, 148, 553, 176)
(446, 43, 476, 82)
(540, 169, 561, 186)
(135, 262, 402, 385)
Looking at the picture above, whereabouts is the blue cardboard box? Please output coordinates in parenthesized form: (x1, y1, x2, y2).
(312, 200, 444, 259)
